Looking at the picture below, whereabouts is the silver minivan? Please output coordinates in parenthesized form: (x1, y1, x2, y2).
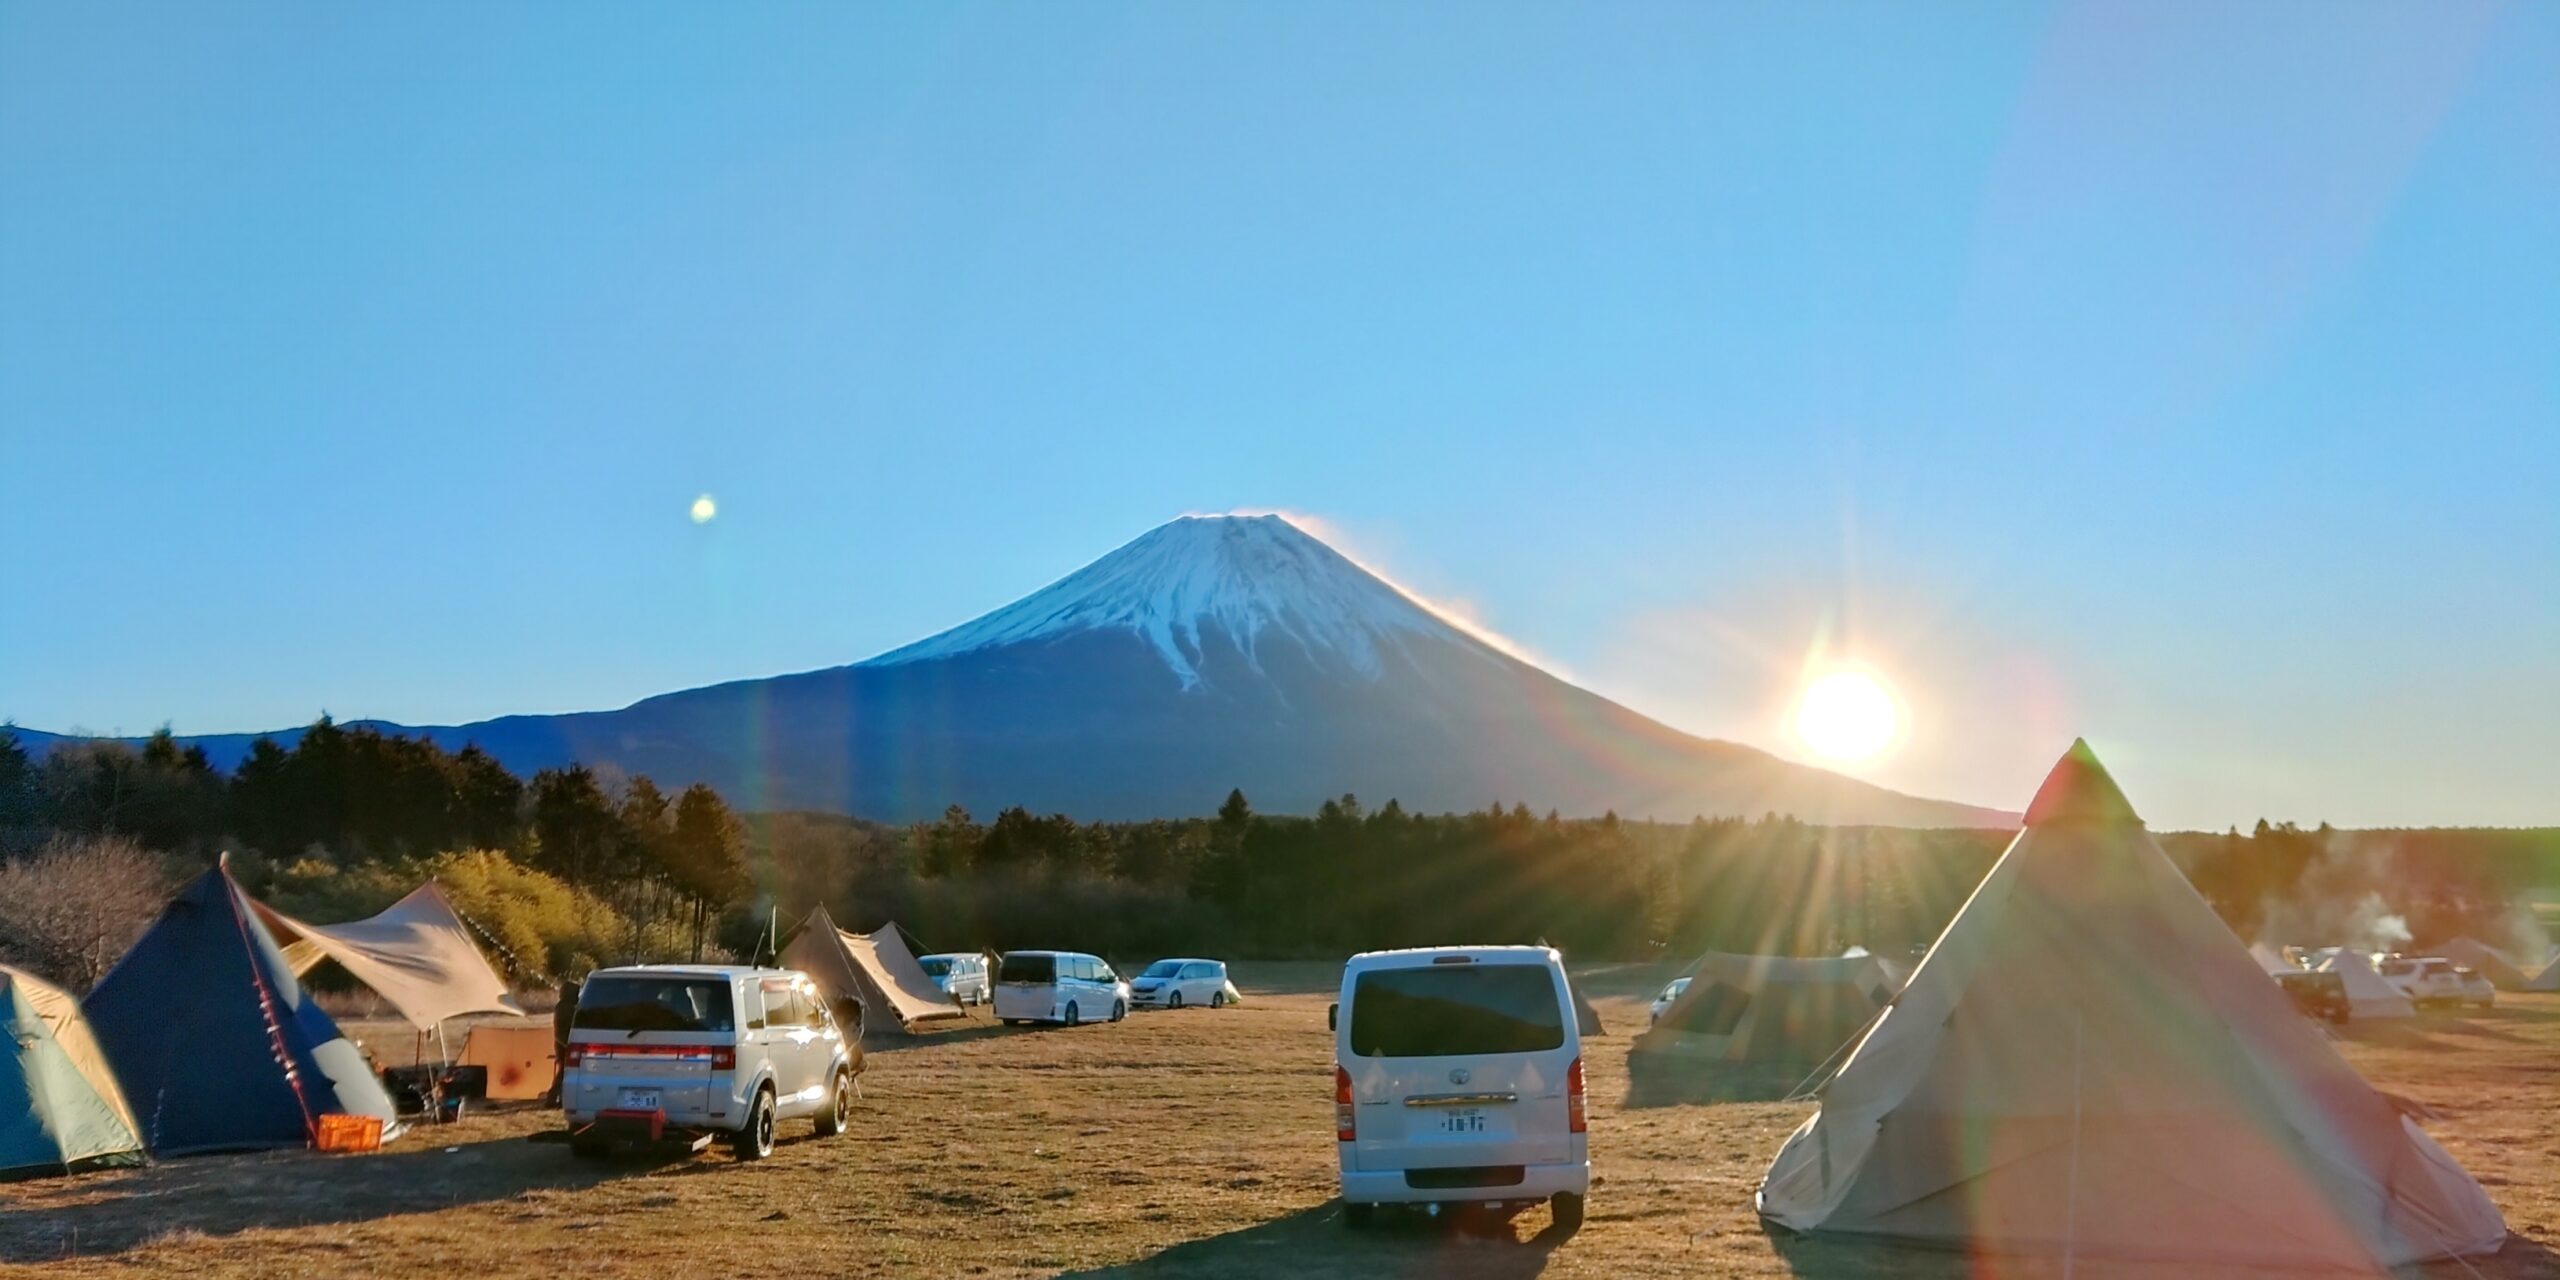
(561, 965, 858, 1160)
(1332, 946, 1589, 1229)
(918, 952, 991, 1005)
(993, 950, 1129, 1026)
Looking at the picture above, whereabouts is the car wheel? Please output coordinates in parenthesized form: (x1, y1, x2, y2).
(1112, 1000, 1127, 1022)
(1168, 990, 1183, 1010)
(1343, 1202, 1374, 1230)
(1550, 1192, 1585, 1233)
(814, 1069, 852, 1137)
(1063, 1002, 1081, 1028)
(1210, 990, 1226, 1009)
(733, 1087, 777, 1161)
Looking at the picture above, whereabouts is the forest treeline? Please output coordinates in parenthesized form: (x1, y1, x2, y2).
(5, 722, 2555, 991)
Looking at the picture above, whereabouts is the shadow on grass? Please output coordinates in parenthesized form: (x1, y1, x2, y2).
(1764, 1221, 2560, 1279)
(1059, 1201, 1574, 1279)
(0, 1130, 656, 1263)
(1622, 1044, 1828, 1110)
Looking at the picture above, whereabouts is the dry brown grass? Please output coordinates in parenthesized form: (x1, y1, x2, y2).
(3, 964, 2555, 1279)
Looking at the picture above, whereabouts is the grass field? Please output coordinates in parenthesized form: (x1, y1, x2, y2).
(4, 963, 2555, 1279)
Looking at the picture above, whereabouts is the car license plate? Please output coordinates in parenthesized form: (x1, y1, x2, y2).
(618, 1088, 661, 1111)
(1440, 1108, 1486, 1134)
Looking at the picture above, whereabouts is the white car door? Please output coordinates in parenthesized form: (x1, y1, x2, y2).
(1182, 962, 1218, 1004)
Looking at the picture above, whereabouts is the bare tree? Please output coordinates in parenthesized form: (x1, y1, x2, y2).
(0, 834, 174, 991)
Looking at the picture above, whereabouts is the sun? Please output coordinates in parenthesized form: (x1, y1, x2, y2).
(1794, 669, 1901, 762)
(689, 494, 718, 525)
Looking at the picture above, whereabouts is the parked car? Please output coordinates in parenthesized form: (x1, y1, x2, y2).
(2274, 970, 2349, 1024)
(2378, 955, 2470, 1008)
(560, 965, 859, 1161)
(993, 951, 1129, 1026)
(1130, 958, 1233, 1009)
(918, 952, 991, 1006)
(1647, 977, 1691, 1026)
(2453, 966, 2497, 1010)
(1331, 946, 1589, 1231)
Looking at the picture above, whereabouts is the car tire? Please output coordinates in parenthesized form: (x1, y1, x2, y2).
(1343, 1202, 1374, 1230)
(1112, 1000, 1127, 1023)
(1063, 1002, 1081, 1028)
(1551, 1192, 1585, 1233)
(1210, 990, 1226, 1009)
(814, 1069, 852, 1138)
(733, 1087, 777, 1161)
(1168, 990, 1183, 1010)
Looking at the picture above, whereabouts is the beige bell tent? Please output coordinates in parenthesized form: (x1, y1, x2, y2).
(2431, 937, 2530, 991)
(2317, 950, 2415, 1021)
(779, 906, 966, 1034)
(2525, 958, 2560, 993)
(252, 882, 521, 1031)
(1757, 741, 2508, 1270)
(456, 1024, 556, 1101)
(1634, 951, 1898, 1093)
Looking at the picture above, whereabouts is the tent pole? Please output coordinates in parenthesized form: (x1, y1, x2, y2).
(2062, 1014, 2083, 1280)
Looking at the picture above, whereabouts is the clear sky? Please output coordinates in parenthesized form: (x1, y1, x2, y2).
(3, 3, 2553, 831)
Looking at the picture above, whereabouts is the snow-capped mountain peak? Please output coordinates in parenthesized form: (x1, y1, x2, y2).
(860, 514, 1498, 688)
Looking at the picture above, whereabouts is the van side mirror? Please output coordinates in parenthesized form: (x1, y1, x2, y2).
(1327, 1002, 1338, 1031)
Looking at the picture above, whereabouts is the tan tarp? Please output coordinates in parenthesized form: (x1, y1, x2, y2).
(779, 907, 965, 1034)
(253, 883, 521, 1031)
(1757, 741, 2507, 1270)
(2430, 937, 2530, 990)
(2317, 950, 2415, 1021)
(456, 1024, 555, 1101)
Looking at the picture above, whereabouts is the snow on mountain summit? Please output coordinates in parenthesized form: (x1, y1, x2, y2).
(861, 514, 1502, 688)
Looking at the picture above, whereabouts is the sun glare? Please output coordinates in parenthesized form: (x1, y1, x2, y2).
(690, 494, 718, 525)
(1794, 670, 1901, 762)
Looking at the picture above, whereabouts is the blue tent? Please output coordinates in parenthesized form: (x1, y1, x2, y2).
(84, 862, 397, 1156)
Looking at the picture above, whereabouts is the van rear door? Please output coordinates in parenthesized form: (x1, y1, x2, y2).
(1340, 961, 1577, 1173)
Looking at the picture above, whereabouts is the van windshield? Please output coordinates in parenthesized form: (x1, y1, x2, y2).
(1000, 954, 1055, 984)
(1348, 964, 1565, 1058)
(573, 976, 735, 1034)
(1140, 960, 1184, 979)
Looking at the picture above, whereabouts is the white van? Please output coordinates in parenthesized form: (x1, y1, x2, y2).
(1129, 957, 1234, 1010)
(993, 950, 1129, 1026)
(561, 965, 859, 1161)
(1332, 946, 1588, 1230)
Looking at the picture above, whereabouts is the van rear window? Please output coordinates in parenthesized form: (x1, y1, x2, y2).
(574, 977, 735, 1034)
(918, 957, 952, 977)
(1348, 965, 1565, 1058)
(1000, 954, 1055, 984)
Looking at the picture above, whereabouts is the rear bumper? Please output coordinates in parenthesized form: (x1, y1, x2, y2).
(1340, 1160, 1589, 1206)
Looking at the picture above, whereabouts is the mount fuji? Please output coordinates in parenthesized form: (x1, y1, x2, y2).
(20, 515, 2014, 827)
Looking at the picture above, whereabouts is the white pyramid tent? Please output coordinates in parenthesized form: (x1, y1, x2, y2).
(2317, 951, 2414, 1021)
(1757, 741, 2507, 1270)
(2525, 959, 2560, 994)
(2433, 938, 2531, 991)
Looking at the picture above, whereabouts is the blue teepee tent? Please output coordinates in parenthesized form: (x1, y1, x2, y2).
(84, 861, 397, 1156)
(2, 964, 147, 1180)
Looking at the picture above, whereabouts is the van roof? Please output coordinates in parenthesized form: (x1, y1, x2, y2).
(586, 964, 788, 981)
(1343, 945, 1560, 972)
(1000, 950, 1095, 959)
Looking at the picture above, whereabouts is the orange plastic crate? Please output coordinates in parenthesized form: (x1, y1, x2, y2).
(313, 1113, 383, 1154)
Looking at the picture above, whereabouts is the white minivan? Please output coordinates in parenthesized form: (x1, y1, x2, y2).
(1332, 946, 1589, 1230)
(993, 950, 1129, 1026)
(1129, 957, 1234, 1010)
(561, 965, 859, 1161)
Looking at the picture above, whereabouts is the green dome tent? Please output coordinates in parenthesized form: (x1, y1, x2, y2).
(1, 964, 146, 1181)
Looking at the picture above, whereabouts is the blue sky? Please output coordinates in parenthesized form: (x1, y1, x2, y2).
(2, 2, 2552, 830)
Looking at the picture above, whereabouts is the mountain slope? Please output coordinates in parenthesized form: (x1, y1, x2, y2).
(16, 515, 2015, 828)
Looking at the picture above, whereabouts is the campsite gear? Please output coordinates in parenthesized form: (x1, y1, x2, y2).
(84, 861, 400, 1156)
(250, 882, 522, 1032)
(2525, 957, 2560, 993)
(1632, 951, 1898, 1094)
(560, 966, 858, 1161)
(1333, 945, 1589, 1228)
(0, 964, 147, 1181)
(1757, 741, 2508, 1270)
(782, 908, 968, 1033)
(313, 1113, 384, 1154)
(456, 1024, 556, 1102)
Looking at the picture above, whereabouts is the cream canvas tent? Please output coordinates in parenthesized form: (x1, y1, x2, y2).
(779, 906, 966, 1034)
(2431, 937, 2530, 991)
(2, 965, 146, 1180)
(2317, 951, 2415, 1021)
(1757, 741, 2507, 1270)
(251, 882, 521, 1031)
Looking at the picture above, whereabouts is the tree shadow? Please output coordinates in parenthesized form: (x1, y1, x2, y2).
(0, 1130, 661, 1263)
(1058, 1201, 1574, 1279)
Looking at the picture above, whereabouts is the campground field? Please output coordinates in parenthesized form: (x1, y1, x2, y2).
(3, 964, 2557, 1280)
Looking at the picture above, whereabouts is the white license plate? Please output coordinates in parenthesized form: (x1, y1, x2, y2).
(618, 1088, 662, 1111)
(1439, 1108, 1487, 1134)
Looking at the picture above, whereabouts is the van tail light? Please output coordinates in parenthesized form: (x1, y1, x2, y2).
(1567, 1057, 1587, 1134)
(710, 1047, 737, 1071)
(561, 1043, 583, 1068)
(1335, 1065, 1356, 1142)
